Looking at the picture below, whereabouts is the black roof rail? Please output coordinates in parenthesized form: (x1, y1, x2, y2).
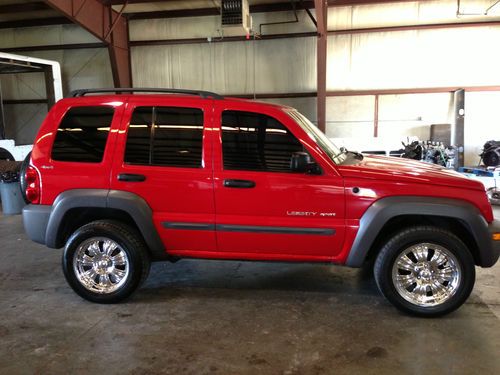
(68, 88, 224, 100)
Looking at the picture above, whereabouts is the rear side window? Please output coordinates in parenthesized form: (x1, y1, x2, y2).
(221, 110, 304, 172)
(51, 106, 114, 163)
(124, 106, 203, 168)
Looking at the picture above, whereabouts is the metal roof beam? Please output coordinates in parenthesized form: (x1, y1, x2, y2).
(0, 0, 435, 26)
(0, 2, 49, 14)
(127, 1, 315, 20)
(102, 0, 179, 4)
(0, 17, 71, 29)
(329, 0, 427, 5)
(125, 0, 430, 19)
(43, 0, 131, 88)
(2, 43, 106, 53)
(106, 0, 424, 5)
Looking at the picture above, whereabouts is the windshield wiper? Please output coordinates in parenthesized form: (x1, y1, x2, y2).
(332, 147, 363, 162)
(347, 150, 364, 160)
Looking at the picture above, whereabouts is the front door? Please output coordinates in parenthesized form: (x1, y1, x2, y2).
(213, 103, 345, 261)
(111, 98, 216, 254)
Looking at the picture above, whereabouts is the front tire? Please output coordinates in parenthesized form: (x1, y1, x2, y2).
(374, 226, 475, 317)
(62, 220, 150, 303)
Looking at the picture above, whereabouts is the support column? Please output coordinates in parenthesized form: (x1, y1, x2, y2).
(452, 89, 465, 168)
(44, 0, 131, 87)
(44, 66, 56, 109)
(373, 94, 379, 137)
(315, 0, 328, 133)
(0, 81, 5, 139)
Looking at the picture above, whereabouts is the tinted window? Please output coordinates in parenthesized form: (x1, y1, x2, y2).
(52, 106, 114, 163)
(221, 111, 303, 172)
(123, 107, 152, 165)
(124, 107, 203, 168)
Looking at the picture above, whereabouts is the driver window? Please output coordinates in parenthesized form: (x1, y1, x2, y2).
(221, 110, 304, 172)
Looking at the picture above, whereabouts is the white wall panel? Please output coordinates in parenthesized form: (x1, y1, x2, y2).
(325, 96, 374, 138)
(327, 26, 500, 90)
(378, 93, 453, 141)
(254, 37, 315, 93)
(132, 37, 315, 94)
(258, 97, 316, 121)
(464, 92, 500, 165)
(327, 1, 500, 30)
(378, 93, 452, 123)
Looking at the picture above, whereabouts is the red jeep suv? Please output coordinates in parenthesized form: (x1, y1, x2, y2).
(22, 88, 500, 316)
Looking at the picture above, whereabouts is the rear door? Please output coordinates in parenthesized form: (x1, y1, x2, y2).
(212, 102, 345, 261)
(111, 97, 216, 254)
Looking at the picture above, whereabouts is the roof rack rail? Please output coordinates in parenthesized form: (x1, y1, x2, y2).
(68, 88, 224, 100)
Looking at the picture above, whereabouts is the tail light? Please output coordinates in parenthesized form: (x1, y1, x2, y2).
(25, 166, 40, 204)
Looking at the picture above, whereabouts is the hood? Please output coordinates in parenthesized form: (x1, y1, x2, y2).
(337, 154, 484, 191)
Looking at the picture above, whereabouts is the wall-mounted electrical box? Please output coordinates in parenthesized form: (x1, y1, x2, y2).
(221, 0, 252, 35)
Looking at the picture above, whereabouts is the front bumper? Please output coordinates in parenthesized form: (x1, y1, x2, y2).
(487, 219, 500, 267)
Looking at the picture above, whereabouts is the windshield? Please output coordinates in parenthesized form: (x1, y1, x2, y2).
(286, 110, 347, 164)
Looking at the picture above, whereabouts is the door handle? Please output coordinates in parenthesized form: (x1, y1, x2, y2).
(118, 173, 146, 182)
(223, 179, 256, 188)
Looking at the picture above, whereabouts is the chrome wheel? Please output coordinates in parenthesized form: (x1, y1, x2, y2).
(392, 243, 461, 307)
(73, 237, 130, 294)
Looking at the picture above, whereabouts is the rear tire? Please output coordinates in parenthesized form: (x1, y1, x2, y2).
(19, 151, 31, 203)
(62, 220, 150, 303)
(374, 226, 475, 317)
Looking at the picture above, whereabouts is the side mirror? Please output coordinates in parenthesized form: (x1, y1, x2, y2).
(290, 152, 321, 174)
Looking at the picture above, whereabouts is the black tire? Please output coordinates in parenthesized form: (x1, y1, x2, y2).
(0, 147, 14, 161)
(62, 220, 150, 303)
(374, 226, 475, 317)
(19, 151, 31, 203)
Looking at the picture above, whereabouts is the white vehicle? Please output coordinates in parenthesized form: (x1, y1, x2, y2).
(0, 139, 32, 161)
(330, 136, 419, 157)
(0, 52, 62, 162)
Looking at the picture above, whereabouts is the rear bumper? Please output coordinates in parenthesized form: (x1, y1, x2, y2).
(486, 219, 500, 267)
(22, 204, 51, 245)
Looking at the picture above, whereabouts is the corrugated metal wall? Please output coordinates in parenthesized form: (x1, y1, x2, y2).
(132, 37, 316, 94)
(1, 1, 499, 164)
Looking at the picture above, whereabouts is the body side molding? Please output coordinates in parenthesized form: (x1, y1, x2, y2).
(162, 222, 335, 235)
(216, 224, 334, 235)
(162, 222, 215, 231)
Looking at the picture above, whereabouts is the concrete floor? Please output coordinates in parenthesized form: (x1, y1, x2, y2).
(0, 209, 499, 375)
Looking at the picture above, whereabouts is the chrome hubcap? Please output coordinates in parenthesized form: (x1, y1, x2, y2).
(392, 243, 461, 307)
(73, 237, 129, 294)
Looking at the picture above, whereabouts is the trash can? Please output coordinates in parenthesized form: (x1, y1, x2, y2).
(0, 167, 24, 215)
